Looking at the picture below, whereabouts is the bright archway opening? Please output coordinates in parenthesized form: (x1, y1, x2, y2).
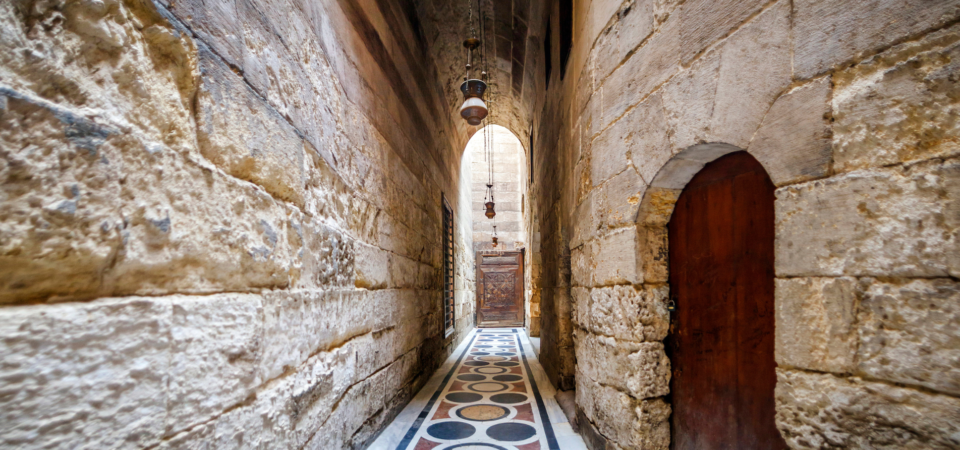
(462, 125, 530, 329)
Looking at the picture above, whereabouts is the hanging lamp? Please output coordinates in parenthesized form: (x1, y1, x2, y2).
(484, 183, 496, 219)
(459, 0, 487, 126)
(492, 225, 498, 247)
(460, 39, 488, 125)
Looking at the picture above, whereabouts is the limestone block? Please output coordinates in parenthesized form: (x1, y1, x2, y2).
(298, 218, 355, 288)
(571, 190, 601, 249)
(776, 160, 960, 277)
(596, 0, 655, 82)
(167, 294, 264, 434)
(579, 285, 669, 343)
(572, 286, 590, 328)
(601, 13, 680, 129)
(571, 244, 593, 288)
(0, 298, 171, 449)
(750, 77, 833, 187)
(589, 122, 630, 188)
(637, 225, 669, 284)
(678, 0, 767, 64)
(195, 48, 307, 207)
(661, 49, 720, 153)
(776, 370, 960, 449)
(353, 242, 390, 289)
(0, 90, 123, 303)
(793, 0, 960, 80)
(259, 289, 419, 382)
(858, 278, 960, 396)
(576, 330, 670, 399)
(623, 93, 673, 185)
(833, 25, 960, 173)
(593, 227, 641, 286)
(238, 0, 345, 159)
(711, 0, 792, 149)
(601, 168, 646, 229)
(170, 0, 244, 67)
(577, 376, 671, 450)
(775, 277, 859, 374)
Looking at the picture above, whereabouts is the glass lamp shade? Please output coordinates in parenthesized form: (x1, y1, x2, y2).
(460, 97, 488, 126)
(484, 201, 496, 219)
(492, 236, 498, 247)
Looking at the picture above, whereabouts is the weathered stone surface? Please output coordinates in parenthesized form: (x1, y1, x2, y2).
(576, 330, 670, 399)
(600, 167, 646, 229)
(298, 219, 355, 289)
(775, 277, 859, 374)
(577, 373, 671, 450)
(857, 278, 960, 396)
(168, 294, 263, 434)
(596, 0, 656, 82)
(195, 48, 307, 207)
(0, 298, 171, 449)
(711, 0, 792, 149)
(170, 0, 244, 68)
(636, 225, 669, 284)
(776, 370, 960, 449)
(593, 227, 642, 286)
(661, 49, 720, 153)
(750, 77, 833, 187)
(776, 159, 960, 278)
(793, 0, 960, 79)
(833, 25, 960, 173)
(622, 93, 673, 184)
(601, 13, 680, 129)
(590, 122, 631, 188)
(576, 285, 669, 343)
(678, 0, 767, 64)
(353, 242, 390, 289)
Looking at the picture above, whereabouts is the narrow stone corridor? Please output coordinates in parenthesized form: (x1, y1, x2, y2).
(371, 329, 586, 450)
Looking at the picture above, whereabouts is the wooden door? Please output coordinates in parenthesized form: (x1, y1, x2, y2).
(476, 252, 524, 327)
(666, 152, 785, 449)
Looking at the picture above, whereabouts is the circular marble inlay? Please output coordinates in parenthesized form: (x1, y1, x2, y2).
(486, 422, 537, 442)
(427, 421, 475, 440)
(492, 374, 523, 382)
(477, 355, 507, 362)
(494, 361, 519, 367)
(474, 367, 508, 374)
(490, 393, 528, 404)
(464, 361, 490, 367)
(446, 392, 483, 403)
(456, 404, 510, 422)
(468, 382, 509, 393)
(458, 374, 487, 382)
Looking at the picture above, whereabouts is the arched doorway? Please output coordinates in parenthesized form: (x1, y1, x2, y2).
(665, 151, 785, 449)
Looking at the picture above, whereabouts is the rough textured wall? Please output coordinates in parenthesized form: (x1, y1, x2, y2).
(0, 0, 475, 448)
(529, 0, 960, 449)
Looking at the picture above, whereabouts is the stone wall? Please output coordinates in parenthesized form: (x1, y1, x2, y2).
(0, 0, 476, 448)
(528, 0, 960, 448)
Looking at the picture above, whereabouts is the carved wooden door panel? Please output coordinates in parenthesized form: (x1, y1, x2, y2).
(476, 252, 524, 327)
(667, 152, 785, 449)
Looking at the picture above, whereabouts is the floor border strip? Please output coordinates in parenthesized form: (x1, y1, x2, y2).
(515, 328, 560, 449)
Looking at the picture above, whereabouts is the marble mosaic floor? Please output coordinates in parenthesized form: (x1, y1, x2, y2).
(370, 328, 587, 450)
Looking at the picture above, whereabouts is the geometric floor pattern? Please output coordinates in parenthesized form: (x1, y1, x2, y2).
(370, 329, 587, 450)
